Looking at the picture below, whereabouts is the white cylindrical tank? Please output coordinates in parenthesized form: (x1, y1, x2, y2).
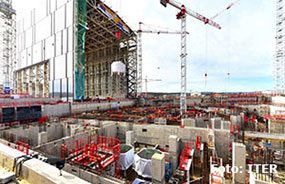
(111, 61, 126, 75)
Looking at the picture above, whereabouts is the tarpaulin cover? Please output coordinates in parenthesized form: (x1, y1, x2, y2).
(134, 148, 162, 178)
(119, 145, 134, 170)
(132, 178, 151, 184)
(75, 0, 87, 100)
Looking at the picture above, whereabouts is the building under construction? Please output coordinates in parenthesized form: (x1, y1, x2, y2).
(15, 0, 137, 100)
(0, 0, 16, 91)
(0, 0, 283, 184)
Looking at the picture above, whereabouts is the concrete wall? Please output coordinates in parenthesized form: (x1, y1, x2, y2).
(100, 121, 118, 138)
(0, 143, 89, 184)
(270, 105, 285, 114)
(0, 123, 63, 146)
(41, 100, 136, 118)
(272, 96, 285, 104)
(269, 120, 285, 134)
(64, 164, 124, 184)
(214, 130, 230, 163)
(71, 100, 136, 114)
(132, 124, 230, 162)
(42, 103, 71, 117)
(117, 122, 132, 141)
(39, 121, 119, 157)
(38, 132, 89, 157)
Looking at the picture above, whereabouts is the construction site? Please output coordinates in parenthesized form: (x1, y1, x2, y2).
(0, 0, 283, 183)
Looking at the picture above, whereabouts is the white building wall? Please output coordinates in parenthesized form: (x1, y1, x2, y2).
(16, 0, 75, 99)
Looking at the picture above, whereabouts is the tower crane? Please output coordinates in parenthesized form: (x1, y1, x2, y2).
(160, 0, 221, 115)
(136, 22, 189, 96)
(143, 75, 162, 96)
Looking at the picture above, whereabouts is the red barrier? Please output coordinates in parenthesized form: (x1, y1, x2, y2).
(180, 141, 194, 171)
(17, 140, 29, 155)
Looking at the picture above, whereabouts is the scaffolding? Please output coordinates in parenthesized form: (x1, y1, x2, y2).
(84, 0, 137, 99)
(275, 0, 285, 95)
(16, 61, 50, 97)
(0, 0, 16, 91)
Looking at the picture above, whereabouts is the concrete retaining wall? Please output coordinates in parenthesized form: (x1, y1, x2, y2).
(71, 100, 136, 114)
(1, 123, 63, 146)
(41, 100, 136, 118)
(42, 103, 71, 117)
(132, 124, 230, 162)
(64, 164, 124, 184)
(0, 143, 89, 184)
(270, 120, 285, 134)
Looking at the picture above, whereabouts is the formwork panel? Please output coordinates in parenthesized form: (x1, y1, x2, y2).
(2, 108, 15, 122)
(16, 107, 31, 121)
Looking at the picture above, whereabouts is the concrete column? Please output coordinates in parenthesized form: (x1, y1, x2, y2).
(43, 62, 49, 97)
(232, 142, 246, 184)
(210, 118, 215, 129)
(182, 118, 195, 127)
(155, 118, 167, 125)
(38, 132, 48, 145)
(169, 135, 179, 171)
(35, 65, 41, 97)
(28, 67, 33, 95)
(126, 131, 134, 145)
(152, 153, 165, 184)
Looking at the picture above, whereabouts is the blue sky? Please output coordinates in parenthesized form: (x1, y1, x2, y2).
(13, 0, 276, 93)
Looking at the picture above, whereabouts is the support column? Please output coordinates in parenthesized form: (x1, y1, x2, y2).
(43, 62, 49, 97)
(29, 67, 34, 95)
(16, 71, 22, 93)
(232, 142, 246, 184)
(23, 69, 28, 93)
(169, 135, 179, 171)
(126, 131, 134, 145)
(152, 153, 165, 184)
(35, 64, 41, 97)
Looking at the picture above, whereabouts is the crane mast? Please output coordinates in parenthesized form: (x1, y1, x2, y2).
(136, 22, 189, 96)
(160, 0, 221, 116)
(275, 0, 285, 95)
(180, 15, 187, 116)
(137, 23, 143, 95)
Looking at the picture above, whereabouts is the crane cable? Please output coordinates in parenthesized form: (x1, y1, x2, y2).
(205, 25, 208, 90)
(227, 11, 231, 93)
(209, 0, 241, 92)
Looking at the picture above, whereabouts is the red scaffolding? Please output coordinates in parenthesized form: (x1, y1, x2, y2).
(61, 135, 121, 176)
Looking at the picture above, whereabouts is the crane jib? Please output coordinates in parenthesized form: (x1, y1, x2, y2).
(160, 0, 222, 29)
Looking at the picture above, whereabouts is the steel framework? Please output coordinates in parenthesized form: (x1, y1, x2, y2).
(180, 16, 187, 115)
(137, 23, 143, 95)
(0, 0, 16, 91)
(85, 0, 137, 99)
(275, 0, 285, 95)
